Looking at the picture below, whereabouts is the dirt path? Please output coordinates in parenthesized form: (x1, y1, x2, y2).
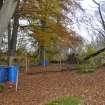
(1, 65, 105, 105)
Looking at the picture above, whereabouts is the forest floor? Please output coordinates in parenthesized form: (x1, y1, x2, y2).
(1, 64, 105, 105)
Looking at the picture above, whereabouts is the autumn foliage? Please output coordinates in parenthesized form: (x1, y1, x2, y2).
(17, 0, 82, 48)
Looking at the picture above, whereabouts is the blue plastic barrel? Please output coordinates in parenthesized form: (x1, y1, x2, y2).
(8, 66, 19, 84)
(41, 60, 49, 66)
(0, 66, 8, 83)
(4, 67, 8, 81)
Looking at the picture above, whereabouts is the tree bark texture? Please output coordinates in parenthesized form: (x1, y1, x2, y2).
(8, 13, 19, 65)
(0, 0, 18, 34)
(0, 0, 3, 10)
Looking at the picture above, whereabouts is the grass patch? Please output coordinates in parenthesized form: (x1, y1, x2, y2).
(0, 84, 4, 92)
(76, 64, 97, 73)
(45, 96, 84, 105)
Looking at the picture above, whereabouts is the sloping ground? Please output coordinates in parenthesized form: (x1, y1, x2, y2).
(1, 65, 105, 105)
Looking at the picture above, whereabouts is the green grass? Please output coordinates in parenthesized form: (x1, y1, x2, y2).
(76, 64, 97, 73)
(45, 96, 84, 105)
(0, 84, 4, 92)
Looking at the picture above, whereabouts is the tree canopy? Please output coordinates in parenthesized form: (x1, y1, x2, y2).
(17, 0, 82, 48)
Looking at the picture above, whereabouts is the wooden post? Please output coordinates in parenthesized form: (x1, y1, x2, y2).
(59, 54, 62, 70)
(25, 54, 28, 73)
(16, 70, 19, 91)
(38, 49, 40, 65)
(44, 49, 46, 68)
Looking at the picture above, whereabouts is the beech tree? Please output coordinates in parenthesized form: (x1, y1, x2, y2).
(18, 0, 82, 62)
(0, 0, 82, 65)
(19, 1, 82, 44)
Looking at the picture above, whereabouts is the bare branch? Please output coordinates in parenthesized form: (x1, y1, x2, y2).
(92, 0, 100, 6)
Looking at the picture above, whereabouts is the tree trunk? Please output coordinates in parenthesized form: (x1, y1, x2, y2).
(0, 0, 3, 10)
(8, 22, 11, 53)
(8, 13, 19, 66)
(39, 46, 44, 64)
(83, 47, 105, 61)
(0, 0, 18, 35)
(8, 22, 11, 65)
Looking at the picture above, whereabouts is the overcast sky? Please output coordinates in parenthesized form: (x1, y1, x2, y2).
(81, 0, 104, 10)
(20, 0, 105, 43)
(77, 0, 105, 42)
